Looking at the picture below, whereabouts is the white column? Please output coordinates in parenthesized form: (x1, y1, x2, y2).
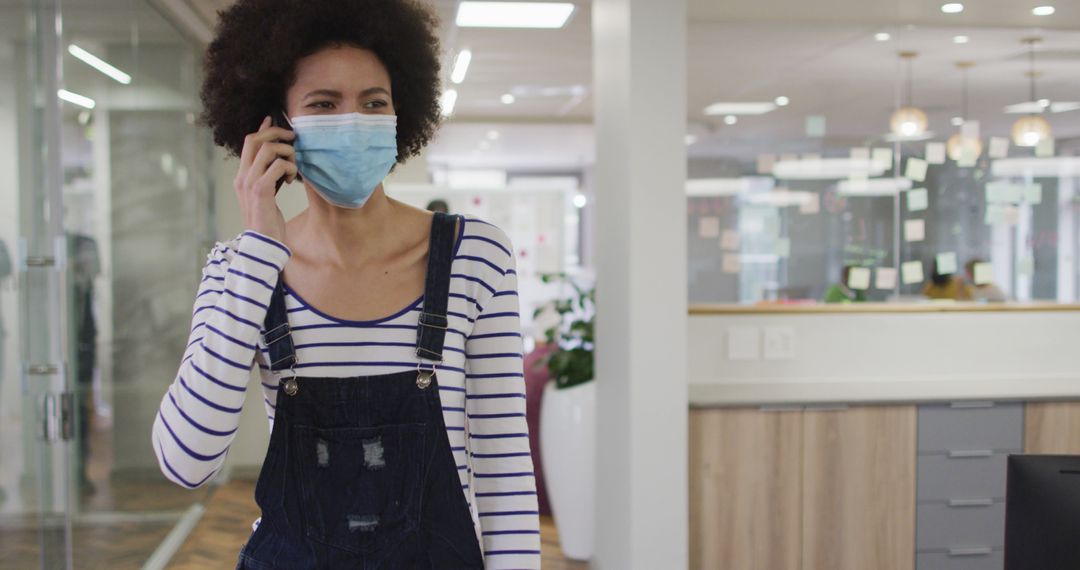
(592, 0, 688, 568)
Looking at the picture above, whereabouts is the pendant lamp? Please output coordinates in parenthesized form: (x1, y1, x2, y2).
(889, 52, 928, 137)
(946, 61, 983, 161)
(1012, 38, 1052, 148)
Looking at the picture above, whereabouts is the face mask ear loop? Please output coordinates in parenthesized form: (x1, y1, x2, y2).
(282, 109, 294, 129)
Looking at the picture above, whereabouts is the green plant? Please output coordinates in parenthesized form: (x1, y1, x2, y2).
(533, 272, 594, 390)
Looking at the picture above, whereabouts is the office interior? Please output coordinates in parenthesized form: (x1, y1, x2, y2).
(2, 0, 1080, 568)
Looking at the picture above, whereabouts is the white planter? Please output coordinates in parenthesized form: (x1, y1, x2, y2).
(539, 379, 596, 561)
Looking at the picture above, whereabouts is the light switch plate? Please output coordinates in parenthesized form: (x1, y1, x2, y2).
(763, 326, 796, 360)
(727, 326, 760, 361)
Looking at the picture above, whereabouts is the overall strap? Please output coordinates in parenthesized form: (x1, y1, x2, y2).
(263, 278, 297, 372)
(416, 213, 458, 362)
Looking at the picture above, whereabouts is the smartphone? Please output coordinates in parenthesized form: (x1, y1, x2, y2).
(270, 109, 294, 194)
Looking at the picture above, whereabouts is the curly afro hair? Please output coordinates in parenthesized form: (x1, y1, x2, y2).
(200, 0, 443, 163)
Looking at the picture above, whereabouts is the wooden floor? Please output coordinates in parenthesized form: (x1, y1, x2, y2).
(171, 478, 589, 569)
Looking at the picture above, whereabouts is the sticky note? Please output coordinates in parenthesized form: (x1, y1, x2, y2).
(698, 216, 721, 238)
(901, 261, 924, 285)
(961, 120, 980, 140)
(721, 229, 740, 251)
(986, 181, 1022, 204)
(958, 145, 979, 167)
(926, 142, 947, 165)
(1003, 206, 1020, 226)
(800, 193, 821, 214)
(806, 115, 826, 138)
(722, 254, 742, 274)
(763, 216, 780, 237)
(907, 188, 929, 212)
(1024, 184, 1043, 204)
(757, 154, 776, 174)
(847, 267, 871, 290)
(775, 238, 791, 258)
(850, 147, 871, 161)
(905, 157, 928, 182)
(740, 217, 764, 233)
(936, 252, 958, 275)
(904, 219, 925, 242)
(876, 267, 898, 290)
(989, 137, 1009, 159)
(984, 204, 1005, 225)
(973, 262, 993, 285)
(803, 153, 821, 161)
(872, 147, 893, 168)
(1036, 138, 1055, 157)
(1017, 257, 1034, 277)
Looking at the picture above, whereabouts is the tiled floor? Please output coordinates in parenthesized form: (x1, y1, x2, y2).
(170, 478, 590, 569)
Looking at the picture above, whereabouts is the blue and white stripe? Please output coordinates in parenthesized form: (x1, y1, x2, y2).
(151, 218, 540, 569)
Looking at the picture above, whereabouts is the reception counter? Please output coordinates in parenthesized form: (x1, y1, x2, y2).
(687, 304, 1080, 570)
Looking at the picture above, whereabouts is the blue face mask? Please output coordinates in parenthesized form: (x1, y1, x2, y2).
(285, 112, 398, 209)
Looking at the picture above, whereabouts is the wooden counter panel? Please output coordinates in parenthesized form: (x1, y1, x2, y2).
(689, 408, 802, 570)
(1025, 402, 1080, 454)
(800, 406, 917, 570)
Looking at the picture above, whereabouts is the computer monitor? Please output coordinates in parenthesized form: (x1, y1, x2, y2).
(1005, 454, 1080, 569)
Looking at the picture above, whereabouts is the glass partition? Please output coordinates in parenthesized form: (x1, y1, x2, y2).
(687, 23, 1080, 306)
(0, 0, 215, 567)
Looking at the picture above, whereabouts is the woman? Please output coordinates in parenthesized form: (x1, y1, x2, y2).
(150, 1, 540, 568)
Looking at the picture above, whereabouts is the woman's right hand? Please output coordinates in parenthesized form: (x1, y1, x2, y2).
(234, 115, 297, 243)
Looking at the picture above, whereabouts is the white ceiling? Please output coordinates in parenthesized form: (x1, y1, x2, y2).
(5, 0, 1079, 168)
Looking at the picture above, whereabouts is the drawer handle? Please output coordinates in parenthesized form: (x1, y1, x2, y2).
(948, 498, 994, 508)
(948, 449, 993, 458)
(949, 401, 995, 409)
(948, 546, 993, 557)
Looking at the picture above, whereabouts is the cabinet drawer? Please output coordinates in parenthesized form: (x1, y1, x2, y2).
(916, 549, 1003, 570)
(917, 403, 1023, 453)
(916, 502, 1005, 550)
(917, 453, 1009, 502)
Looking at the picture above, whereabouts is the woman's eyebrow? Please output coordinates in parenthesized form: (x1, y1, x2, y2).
(302, 87, 390, 100)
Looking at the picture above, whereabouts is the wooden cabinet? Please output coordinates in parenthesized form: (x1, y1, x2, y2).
(689, 408, 802, 570)
(689, 405, 916, 570)
(1024, 401, 1080, 454)
(802, 406, 916, 570)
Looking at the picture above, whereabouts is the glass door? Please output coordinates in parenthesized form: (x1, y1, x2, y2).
(0, 0, 71, 567)
(1, 0, 216, 567)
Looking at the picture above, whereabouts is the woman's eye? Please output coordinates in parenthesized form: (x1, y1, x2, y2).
(308, 101, 333, 109)
(364, 100, 388, 109)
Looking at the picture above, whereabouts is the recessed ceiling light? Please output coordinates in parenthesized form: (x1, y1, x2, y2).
(1032, 5, 1055, 15)
(951, 116, 965, 126)
(723, 115, 738, 125)
(487, 130, 500, 140)
(451, 49, 472, 84)
(440, 89, 458, 116)
(941, 3, 964, 13)
(1038, 98, 1051, 108)
(874, 32, 891, 41)
(68, 45, 131, 84)
(704, 102, 777, 116)
(500, 93, 515, 105)
(775, 96, 790, 106)
(685, 134, 698, 145)
(573, 193, 588, 208)
(456, 2, 575, 29)
(57, 89, 95, 109)
(953, 35, 969, 44)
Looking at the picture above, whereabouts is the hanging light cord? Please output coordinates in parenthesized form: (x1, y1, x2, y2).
(1028, 41, 1038, 104)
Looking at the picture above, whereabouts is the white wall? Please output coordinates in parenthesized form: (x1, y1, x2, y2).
(689, 309, 1080, 405)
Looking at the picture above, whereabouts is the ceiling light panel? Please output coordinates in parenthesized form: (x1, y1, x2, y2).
(456, 2, 575, 29)
(704, 102, 777, 116)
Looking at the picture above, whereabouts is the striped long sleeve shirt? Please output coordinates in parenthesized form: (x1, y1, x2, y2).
(151, 217, 541, 569)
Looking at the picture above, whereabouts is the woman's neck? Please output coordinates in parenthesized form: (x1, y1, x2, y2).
(290, 182, 405, 269)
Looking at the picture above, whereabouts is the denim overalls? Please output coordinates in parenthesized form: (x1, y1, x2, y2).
(237, 213, 484, 569)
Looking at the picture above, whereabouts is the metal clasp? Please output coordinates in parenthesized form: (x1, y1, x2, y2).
(416, 361, 436, 390)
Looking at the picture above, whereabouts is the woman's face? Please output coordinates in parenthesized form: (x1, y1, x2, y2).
(285, 44, 395, 119)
